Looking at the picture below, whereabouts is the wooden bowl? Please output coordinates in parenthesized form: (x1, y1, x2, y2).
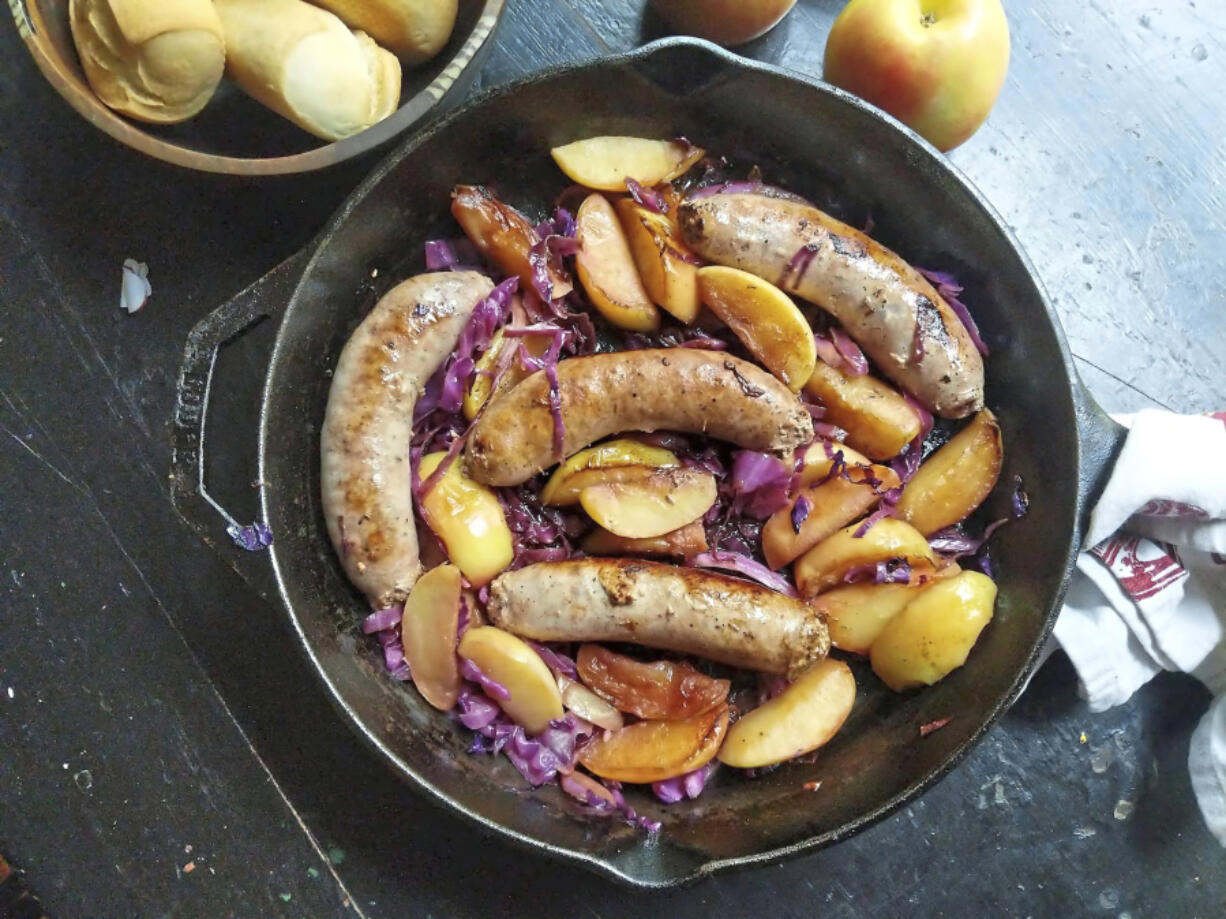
(10, 0, 505, 175)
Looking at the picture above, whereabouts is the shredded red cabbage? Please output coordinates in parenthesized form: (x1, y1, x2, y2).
(830, 327, 869, 375)
(362, 606, 402, 634)
(918, 266, 990, 357)
(625, 178, 667, 214)
(852, 506, 894, 538)
(459, 658, 511, 701)
(227, 521, 273, 551)
(469, 710, 593, 786)
(528, 641, 579, 680)
(690, 550, 799, 597)
(424, 237, 483, 271)
(456, 687, 501, 729)
(791, 494, 813, 533)
(779, 243, 818, 288)
(844, 558, 914, 585)
(528, 208, 579, 303)
(652, 761, 718, 804)
(888, 394, 934, 486)
(729, 450, 792, 518)
(1012, 475, 1030, 518)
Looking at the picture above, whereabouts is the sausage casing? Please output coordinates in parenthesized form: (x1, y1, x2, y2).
(465, 349, 813, 486)
(321, 271, 493, 609)
(678, 192, 985, 419)
(487, 559, 830, 678)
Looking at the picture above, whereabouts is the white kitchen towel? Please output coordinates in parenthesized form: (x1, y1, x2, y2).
(1050, 409, 1226, 845)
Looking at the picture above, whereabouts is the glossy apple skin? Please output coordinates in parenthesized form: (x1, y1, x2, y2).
(823, 0, 1011, 152)
(650, 0, 798, 47)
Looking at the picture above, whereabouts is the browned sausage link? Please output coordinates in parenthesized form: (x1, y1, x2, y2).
(465, 349, 813, 486)
(487, 559, 830, 679)
(677, 193, 985, 419)
(321, 271, 493, 609)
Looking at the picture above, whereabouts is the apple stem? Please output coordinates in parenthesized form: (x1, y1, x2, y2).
(920, 12, 936, 26)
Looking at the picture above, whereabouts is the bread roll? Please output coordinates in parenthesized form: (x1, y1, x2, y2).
(69, 0, 226, 123)
(308, 0, 458, 64)
(214, 0, 402, 141)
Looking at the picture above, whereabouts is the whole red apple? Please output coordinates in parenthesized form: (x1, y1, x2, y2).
(823, 0, 1010, 152)
(650, 0, 798, 47)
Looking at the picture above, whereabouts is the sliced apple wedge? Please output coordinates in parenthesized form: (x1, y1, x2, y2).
(813, 566, 958, 654)
(557, 674, 624, 731)
(761, 461, 901, 569)
(578, 704, 729, 783)
(793, 516, 937, 598)
(870, 571, 997, 692)
(574, 193, 660, 332)
(551, 136, 705, 191)
(718, 658, 856, 769)
(804, 360, 923, 460)
(697, 265, 817, 392)
(457, 626, 564, 734)
(579, 466, 717, 539)
(576, 644, 730, 720)
(795, 440, 872, 487)
(418, 453, 513, 587)
(895, 409, 1003, 535)
(451, 185, 571, 299)
(462, 325, 550, 421)
(580, 519, 709, 560)
(615, 197, 702, 322)
(540, 439, 680, 506)
(400, 563, 463, 711)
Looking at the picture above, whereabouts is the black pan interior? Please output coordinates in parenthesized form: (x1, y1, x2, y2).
(259, 40, 1081, 886)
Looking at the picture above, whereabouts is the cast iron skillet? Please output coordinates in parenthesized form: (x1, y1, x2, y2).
(170, 39, 1128, 888)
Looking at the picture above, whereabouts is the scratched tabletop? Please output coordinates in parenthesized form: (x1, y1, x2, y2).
(2, 2, 1224, 917)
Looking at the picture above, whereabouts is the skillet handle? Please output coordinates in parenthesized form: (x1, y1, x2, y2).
(1073, 375, 1130, 549)
(169, 250, 310, 598)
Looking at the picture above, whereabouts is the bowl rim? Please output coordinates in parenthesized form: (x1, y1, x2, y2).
(258, 37, 1079, 888)
(10, 0, 505, 175)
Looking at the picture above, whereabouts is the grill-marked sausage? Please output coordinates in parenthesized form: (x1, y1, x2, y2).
(465, 349, 813, 486)
(487, 559, 830, 679)
(321, 271, 492, 608)
(678, 192, 984, 418)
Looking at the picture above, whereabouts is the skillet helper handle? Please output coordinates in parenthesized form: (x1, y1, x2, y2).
(1073, 377, 1130, 548)
(170, 250, 309, 597)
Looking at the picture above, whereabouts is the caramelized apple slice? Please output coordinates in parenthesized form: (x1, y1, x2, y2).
(457, 626, 564, 734)
(556, 674, 624, 731)
(578, 704, 728, 783)
(451, 185, 572, 299)
(551, 136, 705, 191)
(697, 265, 817, 392)
(579, 466, 717, 539)
(793, 517, 937, 598)
(574, 193, 660, 331)
(795, 440, 872, 487)
(813, 564, 959, 654)
(762, 462, 901, 569)
(540, 439, 680, 506)
(895, 409, 1003, 535)
(718, 659, 856, 768)
(418, 453, 513, 587)
(615, 197, 702, 322)
(870, 571, 997, 692)
(580, 520, 709, 560)
(463, 326, 549, 421)
(576, 644, 730, 720)
(803, 360, 923, 460)
(400, 563, 462, 711)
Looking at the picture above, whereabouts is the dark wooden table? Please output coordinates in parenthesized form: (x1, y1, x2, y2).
(2, 2, 1223, 916)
